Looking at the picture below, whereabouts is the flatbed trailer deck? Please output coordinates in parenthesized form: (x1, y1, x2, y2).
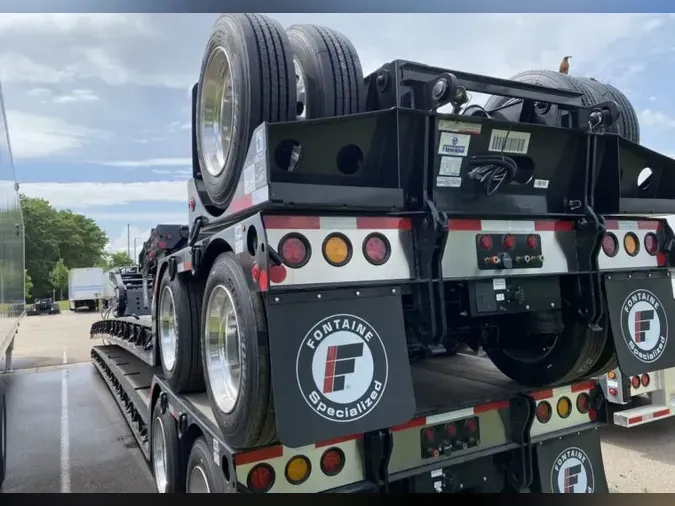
(91, 339, 608, 493)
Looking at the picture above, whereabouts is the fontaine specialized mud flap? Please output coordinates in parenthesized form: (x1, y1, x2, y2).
(532, 429, 608, 493)
(265, 286, 416, 448)
(604, 269, 675, 376)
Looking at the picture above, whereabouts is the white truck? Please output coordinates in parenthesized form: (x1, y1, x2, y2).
(68, 267, 103, 312)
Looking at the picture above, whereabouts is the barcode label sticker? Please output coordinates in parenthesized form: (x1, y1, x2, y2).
(533, 179, 549, 189)
(436, 176, 462, 188)
(438, 119, 482, 135)
(439, 156, 463, 176)
(493, 278, 506, 291)
(243, 164, 256, 194)
(488, 129, 531, 154)
(213, 439, 220, 466)
(438, 132, 471, 157)
(496, 293, 505, 302)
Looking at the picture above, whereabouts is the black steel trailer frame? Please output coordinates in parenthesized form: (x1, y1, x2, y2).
(90, 338, 609, 493)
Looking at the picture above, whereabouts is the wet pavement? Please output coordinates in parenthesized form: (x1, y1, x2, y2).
(1, 362, 155, 493)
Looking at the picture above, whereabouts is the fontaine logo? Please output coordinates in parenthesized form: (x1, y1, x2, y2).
(295, 314, 389, 423)
(620, 289, 668, 364)
(550, 447, 595, 493)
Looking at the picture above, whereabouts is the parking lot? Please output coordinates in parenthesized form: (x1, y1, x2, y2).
(3, 310, 675, 492)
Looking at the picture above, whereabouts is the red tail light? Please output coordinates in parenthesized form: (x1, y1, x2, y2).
(363, 233, 391, 265)
(526, 234, 538, 249)
(536, 401, 552, 423)
(247, 463, 275, 493)
(631, 376, 641, 389)
(503, 234, 516, 250)
(602, 233, 618, 257)
(576, 393, 591, 414)
(188, 198, 196, 211)
(320, 448, 345, 477)
(478, 235, 492, 250)
(641, 374, 650, 387)
(158, 241, 167, 249)
(644, 233, 659, 255)
(278, 234, 310, 268)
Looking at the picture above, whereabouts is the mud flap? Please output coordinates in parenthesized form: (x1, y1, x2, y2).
(533, 429, 608, 493)
(266, 286, 416, 448)
(604, 270, 675, 376)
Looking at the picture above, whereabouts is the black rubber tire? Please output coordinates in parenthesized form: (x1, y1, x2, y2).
(0, 389, 6, 490)
(196, 13, 296, 208)
(157, 269, 205, 394)
(286, 24, 366, 119)
(485, 307, 608, 387)
(201, 253, 275, 450)
(151, 403, 183, 493)
(185, 437, 227, 493)
(576, 77, 640, 143)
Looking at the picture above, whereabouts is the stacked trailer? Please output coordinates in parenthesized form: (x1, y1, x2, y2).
(89, 13, 675, 494)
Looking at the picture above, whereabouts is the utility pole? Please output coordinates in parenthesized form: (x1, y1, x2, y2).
(127, 223, 131, 258)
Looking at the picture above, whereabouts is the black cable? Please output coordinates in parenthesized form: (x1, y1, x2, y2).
(466, 153, 519, 197)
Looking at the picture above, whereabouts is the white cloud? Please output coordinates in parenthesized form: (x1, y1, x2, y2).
(98, 157, 191, 167)
(152, 168, 192, 177)
(106, 224, 153, 255)
(639, 109, 675, 129)
(52, 89, 99, 103)
(19, 181, 187, 207)
(89, 211, 188, 223)
(6, 110, 106, 159)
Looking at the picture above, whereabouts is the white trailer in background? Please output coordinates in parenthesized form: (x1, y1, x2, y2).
(68, 267, 104, 312)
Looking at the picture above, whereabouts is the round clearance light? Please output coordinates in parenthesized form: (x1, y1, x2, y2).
(285, 455, 311, 485)
(526, 234, 538, 249)
(607, 370, 616, 380)
(536, 401, 552, 424)
(322, 233, 352, 267)
(363, 233, 391, 266)
(602, 233, 618, 257)
(631, 376, 641, 389)
(624, 232, 640, 257)
(278, 234, 311, 268)
(320, 448, 345, 477)
(641, 374, 651, 387)
(557, 396, 572, 419)
(645, 233, 659, 256)
(247, 463, 275, 493)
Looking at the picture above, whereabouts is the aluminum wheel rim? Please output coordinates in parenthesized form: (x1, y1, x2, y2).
(152, 417, 169, 493)
(188, 465, 210, 493)
(294, 57, 307, 119)
(204, 284, 242, 414)
(159, 286, 178, 373)
(199, 46, 235, 177)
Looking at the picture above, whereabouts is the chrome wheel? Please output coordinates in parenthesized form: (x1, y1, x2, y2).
(294, 57, 307, 119)
(152, 417, 169, 493)
(204, 285, 241, 414)
(159, 286, 178, 373)
(188, 465, 210, 493)
(199, 46, 236, 178)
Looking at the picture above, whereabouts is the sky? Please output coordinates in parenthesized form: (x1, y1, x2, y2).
(2, 13, 675, 256)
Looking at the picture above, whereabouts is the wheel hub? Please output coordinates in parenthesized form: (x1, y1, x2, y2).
(159, 286, 178, 373)
(204, 284, 242, 414)
(199, 46, 236, 177)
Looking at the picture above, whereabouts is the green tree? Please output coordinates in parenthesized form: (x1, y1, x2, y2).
(25, 270, 33, 301)
(49, 258, 69, 300)
(20, 194, 109, 298)
(106, 251, 135, 269)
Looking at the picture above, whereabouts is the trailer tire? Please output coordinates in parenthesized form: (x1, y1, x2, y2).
(0, 389, 6, 489)
(157, 270, 205, 394)
(287, 24, 366, 119)
(151, 403, 182, 493)
(196, 13, 296, 208)
(485, 308, 608, 387)
(186, 437, 227, 493)
(201, 253, 275, 450)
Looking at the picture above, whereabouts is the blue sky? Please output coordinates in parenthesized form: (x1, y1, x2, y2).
(2, 13, 675, 255)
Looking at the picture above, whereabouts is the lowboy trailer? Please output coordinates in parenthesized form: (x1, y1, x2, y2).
(89, 13, 675, 493)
